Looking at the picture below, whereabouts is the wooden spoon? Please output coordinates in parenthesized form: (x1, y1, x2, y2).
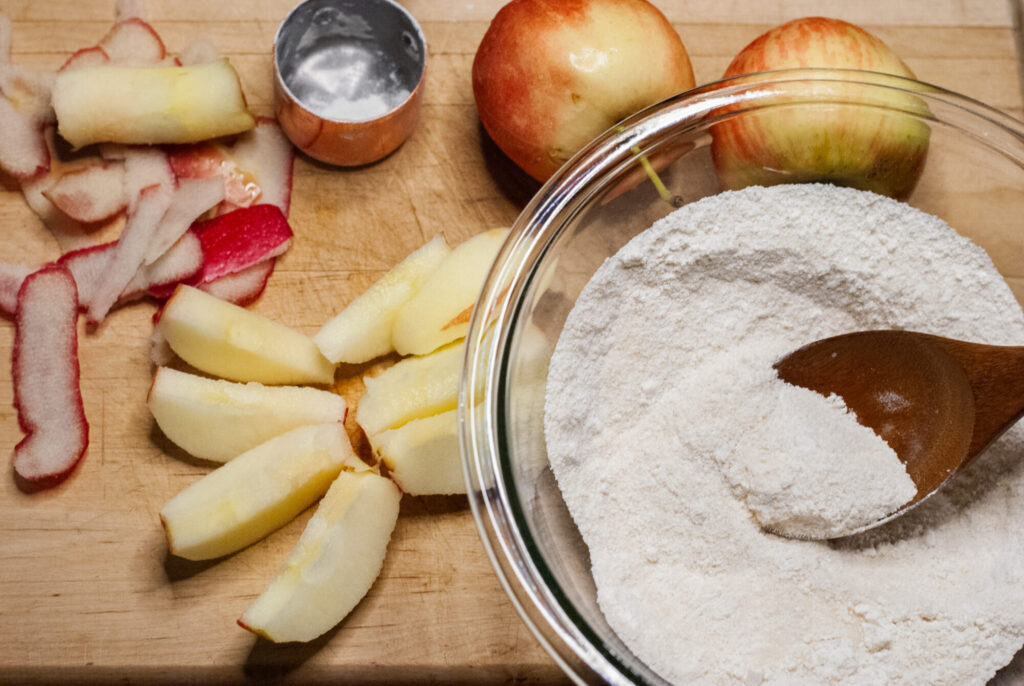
(773, 330, 1024, 535)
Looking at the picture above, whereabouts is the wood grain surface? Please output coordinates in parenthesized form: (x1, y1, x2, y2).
(1, 0, 1022, 683)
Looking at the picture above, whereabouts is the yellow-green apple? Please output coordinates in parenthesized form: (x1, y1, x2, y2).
(160, 423, 368, 560)
(472, 0, 695, 182)
(147, 367, 347, 462)
(357, 340, 471, 437)
(314, 236, 451, 365)
(369, 409, 465, 496)
(710, 17, 930, 199)
(158, 285, 336, 385)
(52, 59, 254, 148)
(237, 469, 401, 643)
(391, 228, 508, 356)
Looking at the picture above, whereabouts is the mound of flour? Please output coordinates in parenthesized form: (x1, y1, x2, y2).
(544, 184, 1024, 685)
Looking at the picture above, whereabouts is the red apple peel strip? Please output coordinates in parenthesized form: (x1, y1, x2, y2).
(0, 261, 33, 316)
(43, 161, 127, 223)
(59, 46, 111, 72)
(192, 204, 293, 284)
(99, 18, 166, 65)
(11, 264, 88, 489)
(198, 258, 276, 306)
(85, 181, 174, 324)
(144, 176, 224, 264)
(227, 118, 295, 217)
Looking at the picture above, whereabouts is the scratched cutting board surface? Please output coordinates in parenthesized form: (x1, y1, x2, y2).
(0, 0, 1022, 683)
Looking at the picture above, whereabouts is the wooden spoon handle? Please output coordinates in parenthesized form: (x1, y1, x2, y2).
(931, 337, 1024, 460)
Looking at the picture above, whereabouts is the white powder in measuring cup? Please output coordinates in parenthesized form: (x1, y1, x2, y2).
(544, 184, 1024, 685)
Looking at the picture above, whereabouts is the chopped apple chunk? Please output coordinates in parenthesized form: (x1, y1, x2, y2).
(160, 423, 368, 561)
(147, 367, 347, 462)
(370, 409, 465, 496)
(238, 470, 401, 643)
(356, 340, 471, 436)
(391, 228, 508, 356)
(314, 235, 450, 364)
(158, 285, 335, 385)
(52, 59, 254, 148)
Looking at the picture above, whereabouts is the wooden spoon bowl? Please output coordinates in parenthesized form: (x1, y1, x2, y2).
(774, 330, 1024, 527)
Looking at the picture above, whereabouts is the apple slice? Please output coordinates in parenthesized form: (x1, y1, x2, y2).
(198, 258, 275, 307)
(158, 284, 336, 385)
(314, 235, 450, 364)
(392, 228, 509, 356)
(147, 367, 347, 463)
(356, 340, 467, 436)
(237, 469, 401, 643)
(0, 261, 33, 316)
(52, 59, 255, 148)
(370, 409, 465, 496)
(43, 161, 127, 223)
(160, 423, 369, 561)
(11, 264, 89, 488)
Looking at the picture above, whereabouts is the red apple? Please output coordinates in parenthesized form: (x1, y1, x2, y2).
(472, 0, 695, 182)
(710, 17, 930, 199)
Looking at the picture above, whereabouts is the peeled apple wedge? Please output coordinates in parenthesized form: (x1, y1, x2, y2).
(370, 409, 466, 496)
(314, 235, 451, 364)
(238, 470, 401, 643)
(158, 285, 335, 385)
(357, 340, 472, 436)
(52, 59, 255, 148)
(147, 367, 347, 462)
(160, 423, 368, 560)
(391, 228, 509, 356)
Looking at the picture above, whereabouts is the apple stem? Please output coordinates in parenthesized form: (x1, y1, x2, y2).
(631, 145, 675, 205)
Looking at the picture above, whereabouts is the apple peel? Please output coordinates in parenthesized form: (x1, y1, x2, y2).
(144, 176, 224, 264)
(59, 47, 111, 72)
(43, 161, 127, 224)
(0, 95, 48, 180)
(11, 264, 88, 489)
(192, 204, 293, 283)
(198, 258, 276, 307)
(0, 261, 33, 316)
(99, 18, 167, 66)
(84, 182, 174, 324)
(227, 118, 294, 217)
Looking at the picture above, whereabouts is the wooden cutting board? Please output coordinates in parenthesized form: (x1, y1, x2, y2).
(1, 1, 1022, 682)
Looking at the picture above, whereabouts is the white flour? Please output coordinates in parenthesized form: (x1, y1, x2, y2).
(544, 184, 1024, 685)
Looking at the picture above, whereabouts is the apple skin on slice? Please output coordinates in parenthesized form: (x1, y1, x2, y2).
(158, 284, 336, 385)
(237, 470, 401, 643)
(370, 409, 465, 496)
(147, 367, 347, 463)
(391, 228, 509, 356)
(314, 235, 450, 365)
(160, 423, 368, 561)
(52, 59, 255, 148)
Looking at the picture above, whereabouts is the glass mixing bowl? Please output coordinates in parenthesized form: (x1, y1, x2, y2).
(459, 69, 1024, 685)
